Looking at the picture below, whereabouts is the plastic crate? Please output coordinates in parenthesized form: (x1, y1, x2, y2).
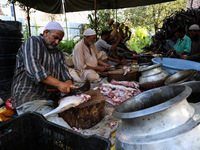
(0, 112, 111, 150)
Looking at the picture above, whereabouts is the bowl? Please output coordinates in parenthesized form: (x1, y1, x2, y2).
(164, 69, 197, 85)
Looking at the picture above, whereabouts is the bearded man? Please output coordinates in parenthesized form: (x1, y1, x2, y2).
(11, 22, 76, 128)
(181, 24, 200, 62)
(72, 28, 110, 82)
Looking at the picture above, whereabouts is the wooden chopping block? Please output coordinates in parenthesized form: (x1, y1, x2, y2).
(59, 90, 106, 129)
(107, 68, 140, 82)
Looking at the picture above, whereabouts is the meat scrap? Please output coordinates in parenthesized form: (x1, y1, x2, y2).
(93, 83, 141, 107)
(110, 79, 139, 89)
(110, 121, 117, 128)
(122, 66, 131, 75)
(72, 127, 81, 133)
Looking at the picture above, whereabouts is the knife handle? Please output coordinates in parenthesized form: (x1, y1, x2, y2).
(46, 89, 59, 92)
(46, 88, 77, 92)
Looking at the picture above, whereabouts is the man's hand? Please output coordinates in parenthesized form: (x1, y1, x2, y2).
(96, 66, 106, 72)
(118, 59, 126, 65)
(166, 48, 174, 56)
(181, 55, 188, 60)
(154, 49, 161, 54)
(57, 81, 78, 93)
(173, 51, 180, 58)
(132, 50, 138, 55)
(104, 63, 111, 69)
(42, 76, 77, 93)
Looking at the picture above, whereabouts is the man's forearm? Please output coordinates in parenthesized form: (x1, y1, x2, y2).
(41, 75, 62, 88)
(85, 65, 99, 71)
(42, 75, 76, 93)
(97, 59, 107, 66)
(111, 36, 121, 51)
(108, 56, 120, 62)
(178, 51, 187, 55)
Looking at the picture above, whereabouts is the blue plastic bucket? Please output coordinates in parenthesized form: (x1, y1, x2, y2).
(152, 58, 200, 75)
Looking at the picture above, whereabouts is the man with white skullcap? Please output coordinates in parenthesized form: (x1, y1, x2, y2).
(11, 22, 77, 128)
(72, 28, 110, 82)
(181, 24, 200, 62)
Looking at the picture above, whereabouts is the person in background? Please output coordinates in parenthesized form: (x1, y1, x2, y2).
(154, 37, 175, 54)
(72, 28, 110, 82)
(96, 30, 124, 65)
(167, 28, 191, 57)
(114, 23, 138, 59)
(181, 24, 200, 62)
(122, 26, 132, 44)
(11, 22, 76, 128)
(109, 22, 120, 43)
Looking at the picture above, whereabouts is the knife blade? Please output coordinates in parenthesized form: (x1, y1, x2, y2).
(46, 80, 91, 95)
(69, 80, 90, 95)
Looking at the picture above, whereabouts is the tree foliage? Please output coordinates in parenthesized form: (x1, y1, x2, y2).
(127, 26, 152, 52)
(86, 0, 187, 52)
(58, 39, 78, 54)
(124, 0, 187, 32)
(87, 9, 117, 36)
(87, 0, 187, 34)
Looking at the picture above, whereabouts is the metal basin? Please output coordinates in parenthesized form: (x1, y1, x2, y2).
(164, 69, 196, 85)
(152, 58, 200, 75)
(113, 85, 200, 150)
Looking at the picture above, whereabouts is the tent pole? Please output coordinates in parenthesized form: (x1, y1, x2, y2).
(62, 0, 68, 40)
(116, 9, 117, 22)
(94, 0, 97, 36)
(190, 0, 193, 8)
(12, 3, 16, 21)
(115, 0, 118, 22)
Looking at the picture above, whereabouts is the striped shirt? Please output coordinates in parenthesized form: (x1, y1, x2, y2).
(11, 35, 73, 108)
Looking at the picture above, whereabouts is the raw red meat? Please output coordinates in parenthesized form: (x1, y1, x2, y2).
(93, 83, 141, 107)
(110, 79, 139, 89)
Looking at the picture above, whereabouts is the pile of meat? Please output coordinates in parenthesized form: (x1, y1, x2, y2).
(93, 80, 141, 106)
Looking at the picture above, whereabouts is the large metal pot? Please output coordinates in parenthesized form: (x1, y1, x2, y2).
(139, 63, 169, 90)
(181, 81, 200, 103)
(113, 85, 200, 150)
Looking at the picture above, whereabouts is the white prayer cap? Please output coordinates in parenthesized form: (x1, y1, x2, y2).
(43, 22, 64, 33)
(83, 28, 96, 36)
(189, 24, 200, 30)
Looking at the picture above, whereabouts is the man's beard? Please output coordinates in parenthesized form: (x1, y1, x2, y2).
(88, 40, 94, 46)
(191, 34, 199, 41)
(43, 37, 56, 50)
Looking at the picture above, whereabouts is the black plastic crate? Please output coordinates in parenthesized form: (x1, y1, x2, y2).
(0, 112, 111, 150)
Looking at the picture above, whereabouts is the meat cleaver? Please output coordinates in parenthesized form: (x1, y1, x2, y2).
(69, 80, 90, 95)
(46, 80, 91, 95)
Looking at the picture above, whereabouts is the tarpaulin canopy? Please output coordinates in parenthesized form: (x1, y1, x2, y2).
(16, 0, 176, 14)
